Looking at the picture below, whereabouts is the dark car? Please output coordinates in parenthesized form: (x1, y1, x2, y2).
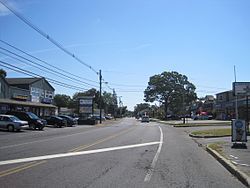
(58, 115, 77, 127)
(6, 111, 46, 130)
(43, 115, 66, 128)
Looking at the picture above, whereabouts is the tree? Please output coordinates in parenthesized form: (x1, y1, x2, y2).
(144, 71, 197, 119)
(0, 69, 7, 78)
(134, 103, 151, 117)
(54, 94, 71, 113)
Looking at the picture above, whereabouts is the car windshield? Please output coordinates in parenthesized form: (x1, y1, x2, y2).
(27, 112, 39, 120)
(9, 116, 21, 121)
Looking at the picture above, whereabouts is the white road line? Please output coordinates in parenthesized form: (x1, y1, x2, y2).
(0, 142, 161, 166)
(144, 126, 163, 182)
(231, 161, 250, 167)
(229, 154, 238, 159)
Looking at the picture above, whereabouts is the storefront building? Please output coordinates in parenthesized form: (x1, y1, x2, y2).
(0, 76, 56, 117)
(215, 90, 248, 120)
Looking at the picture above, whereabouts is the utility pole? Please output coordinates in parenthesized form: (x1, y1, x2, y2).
(99, 69, 102, 124)
(234, 65, 239, 119)
(113, 89, 117, 119)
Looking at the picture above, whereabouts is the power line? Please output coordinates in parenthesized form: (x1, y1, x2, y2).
(0, 40, 99, 84)
(0, 60, 89, 91)
(0, 0, 98, 75)
(0, 46, 99, 88)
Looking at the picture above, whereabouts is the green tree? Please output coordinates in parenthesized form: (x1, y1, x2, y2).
(0, 69, 7, 78)
(54, 94, 71, 113)
(134, 103, 150, 117)
(144, 71, 197, 119)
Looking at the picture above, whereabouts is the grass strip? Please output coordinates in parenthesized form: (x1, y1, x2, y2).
(192, 128, 231, 137)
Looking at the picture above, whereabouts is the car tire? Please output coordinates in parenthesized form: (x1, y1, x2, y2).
(38, 126, 44, 131)
(30, 123, 36, 130)
(7, 125, 14, 132)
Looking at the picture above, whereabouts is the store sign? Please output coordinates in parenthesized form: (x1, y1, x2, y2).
(41, 98, 53, 104)
(232, 119, 247, 142)
(79, 97, 93, 114)
(233, 82, 250, 96)
(12, 94, 28, 100)
(79, 99, 93, 105)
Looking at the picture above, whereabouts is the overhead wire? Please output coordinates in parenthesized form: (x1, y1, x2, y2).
(0, 0, 99, 75)
(0, 46, 99, 88)
(0, 60, 89, 91)
(0, 39, 99, 84)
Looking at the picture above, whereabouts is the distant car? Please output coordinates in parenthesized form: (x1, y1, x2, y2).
(141, 116, 150, 123)
(6, 111, 46, 130)
(58, 115, 77, 126)
(193, 115, 213, 120)
(166, 114, 181, 120)
(0, 114, 28, 132)
(43, 115, 67, 128)
(105, 115, 113, 120)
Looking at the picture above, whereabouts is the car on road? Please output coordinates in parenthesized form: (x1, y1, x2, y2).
(141, 116, 150, 123)
(192, 115, 213, 120)
(43, 115, 67, 128)
(6, 111, 46, 130)
(58, 115, 77, 126)
(0, 114, 28, 132)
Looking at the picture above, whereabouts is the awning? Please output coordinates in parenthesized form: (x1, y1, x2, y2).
(0, 99, 56, 108)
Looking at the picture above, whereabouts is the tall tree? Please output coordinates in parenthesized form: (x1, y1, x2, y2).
(134, 103, 151, 117)
(144, 71, 197, 119)
(53, 94, 71, 113)
(0, 69, 7, 78)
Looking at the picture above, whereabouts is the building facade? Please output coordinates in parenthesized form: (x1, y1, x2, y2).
(215, 90, 248, 120)
(0, 76, 56, 116)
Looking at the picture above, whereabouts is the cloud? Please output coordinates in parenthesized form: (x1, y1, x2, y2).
(0, 3, 10, 16)
(0, 0, 18, 17)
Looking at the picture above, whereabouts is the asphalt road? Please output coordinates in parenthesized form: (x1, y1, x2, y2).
(0, 118, 245, 188)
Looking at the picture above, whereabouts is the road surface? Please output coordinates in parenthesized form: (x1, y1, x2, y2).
(0, 118, 245, 188)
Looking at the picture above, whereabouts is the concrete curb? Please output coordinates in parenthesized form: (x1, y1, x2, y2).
(206, 145, 250, 187)
(174, 124, 230, 128)
(189, 133, 230, 138)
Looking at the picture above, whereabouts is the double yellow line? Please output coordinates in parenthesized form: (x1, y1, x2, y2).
(69, 126, 136, 152)
(0, 160, 46, 178)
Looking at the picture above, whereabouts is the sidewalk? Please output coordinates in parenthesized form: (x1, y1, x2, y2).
(206, 138, 250, 187)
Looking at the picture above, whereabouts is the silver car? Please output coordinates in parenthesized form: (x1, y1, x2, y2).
(0, 115, 28, 132)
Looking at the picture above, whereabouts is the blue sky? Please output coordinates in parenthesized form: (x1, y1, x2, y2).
(0, 0, 250, 110)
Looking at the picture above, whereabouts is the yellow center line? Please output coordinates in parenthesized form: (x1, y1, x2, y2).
(69, 126, 136, 152)
(0, 160, 46, 178)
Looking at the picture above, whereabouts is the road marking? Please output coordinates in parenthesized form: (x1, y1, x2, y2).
(0, 161, 46, 178)
(0, 142, 161, 166)
(231, 160, 250, 167)
(144, 126, 163, 182)
(69, 126, 136, 152)
(229, 154, 238, 159)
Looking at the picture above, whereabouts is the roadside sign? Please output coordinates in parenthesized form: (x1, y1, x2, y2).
(231, 119, 247, 142)
(233, 82, 250, 96)
(78, 96, 94, 114)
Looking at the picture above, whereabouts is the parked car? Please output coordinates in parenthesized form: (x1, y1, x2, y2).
(43, 115, 67, 128)
(6, 111, 46, 130)
(0, 114, 28, 132)
(58, 115, 77, 126)
(193, 115, 213, 120)
(141, 116, 150, 123)
(166, 114, 181, 120)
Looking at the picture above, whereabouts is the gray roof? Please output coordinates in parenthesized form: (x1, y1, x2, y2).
(6, 77, 42, 85)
